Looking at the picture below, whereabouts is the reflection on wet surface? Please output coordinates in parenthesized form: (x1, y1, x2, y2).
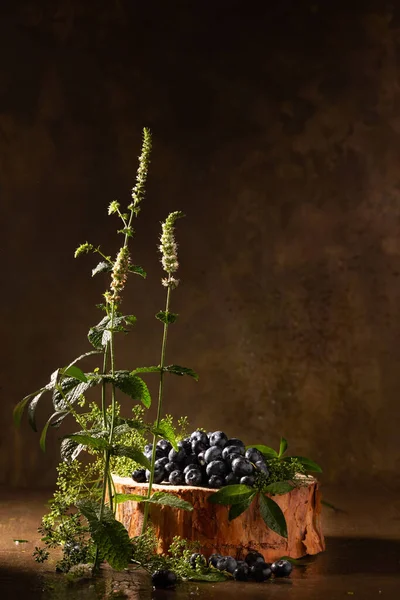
(1, 488, 400, 599)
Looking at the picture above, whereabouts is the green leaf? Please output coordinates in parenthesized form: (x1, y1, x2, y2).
(164, 365, 199, 381)
(131, 366, 161, 375)
(128, 265, 147, 278)
(155, 311, 179, 324)
(76, 499, 132, 570)
(13, 395, 33, 427)
(148, 492, 193, 511)
(65, 350, 102, 370)
(65, 434, 108, 451)
(123, 315, 137, 326)
(259, 493, 287, 538)
(114, 493, 149, 504)
(109, 371, 151, 408)
(208, 484, 255, 506)
(152, 419, 178, 451)
(92, 261, 112, 277)
(247, 444, 278, 459)
(88, 316, 110, 349)
(62, 365, 88, 383)
(283, 456, 322, 473)
(52, 378, 96, 412)
(264, 482, 294, 495)
(60, 437, 84, 463)
(278, 436, 288, 458)
(27, 369, 60, 431)
(111, 445, 151, 470)
(228, 492, 256, 521)
(40, 411, 68, 451)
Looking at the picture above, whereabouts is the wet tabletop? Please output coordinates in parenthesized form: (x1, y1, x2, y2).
(1, 485, 399, 599)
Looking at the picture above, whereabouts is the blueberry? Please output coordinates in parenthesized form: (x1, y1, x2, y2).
(206, 460, 227, 478)
(255, 461, 269, 476)
(232, 458, 254, 477)
(204, 445, 223, 464)
(190, 430, 209, 446)
(209, 431, 228, 448)
(271, 559, 293, 577)
(250, 561, 272, 582)
(225, 472, 239, 485)
(155, 457, 169, 469)
(197, 451, 206, 466)
(245, 551, 265, 567)
(169, 470, 184, 485)
(226, 438, 245, 449)
(208, 553, 222, 567)
(189, 553, 207, 569)
(178, 439, 192, 454)
(240, 475, 255, 486)
(183, 453, 199, 467)
(164, 461, 180, 475)
(185, 468, 203, 486)
(226, 452, 242, 465)
(222, 445, 245, 460)
(145, 467, 165, 484)
(245, 447, 265, 463)
(145, 447, 163, 461)
(216, 556, 237, 574)
(157, 439, 172, 454)
(233, 563, 250, 581)
(192, 440, 208, 455)
(183, 463, 199, 474)
(168, 447, 186, 463)
(144, 443, 153, 453)
(208, 475, 224, 488)
(151, 569, 177, 589)
(132, 468, 146, 483)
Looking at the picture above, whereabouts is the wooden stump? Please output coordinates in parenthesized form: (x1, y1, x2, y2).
(112, 475, 325, 562)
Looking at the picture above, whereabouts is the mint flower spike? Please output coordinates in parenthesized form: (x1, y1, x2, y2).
(159, 211, 185, 288)
(74, 242, 94, 258)
(130, 127, 152, 213)
(105, 245, 130, 306)
(108, 200, 120, 215)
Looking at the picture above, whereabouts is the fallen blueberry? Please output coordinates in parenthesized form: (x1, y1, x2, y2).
(151, 569, 177, 589)
(131, 468, 146, 483)
(271, 559, 293, 577)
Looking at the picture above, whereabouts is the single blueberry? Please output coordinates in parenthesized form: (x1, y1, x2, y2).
(226, 438, 245, 449)
(151, 569, 177, 589)
(192, 440, 208, 455)
(226, 452, 242, 465)
(190, 430, 209, 446)
(206, 460, 227, 478)
(271, 559, 293, 577)
(204, 445, 223, 464)
(183, 463, 199, 475)
(255, 460, 269, 476)
(132, 468, 146, 483)
(145, 467, 165, 484)
(216, 556, 237, 574)
(250, 562, 272, 582)
(209, 431, 228, 448)
(164, 461, 180, 475)
(169, 470, 184, 485)
(185, 468, 203, 486)
(232, 457, 254, 477)
(155, 457, 169, 469)
(233, 563, 249, 581)
(245, 551, 265, 567)
(225, 472, 239, 485)
(168, 447, 186, 463)
(240, 475, 255, 486)
(157, 439, 172, 454)
(178, 439, 192, 454)
(208, 475, 224, 488)
(245, 447, 265, 463)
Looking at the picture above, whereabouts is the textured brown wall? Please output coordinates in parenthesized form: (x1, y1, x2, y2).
(1, 1, 400, 489)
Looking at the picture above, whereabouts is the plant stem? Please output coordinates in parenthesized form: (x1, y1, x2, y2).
(141, 283, 172, 534)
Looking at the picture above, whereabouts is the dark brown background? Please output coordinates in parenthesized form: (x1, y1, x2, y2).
(1, 0, 399, 489)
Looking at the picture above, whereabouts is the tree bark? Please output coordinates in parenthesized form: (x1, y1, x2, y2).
(112, 475, 325, 562)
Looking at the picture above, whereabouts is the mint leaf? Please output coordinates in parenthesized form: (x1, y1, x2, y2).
(156, 311, 179, 324)
(247, 444, 278, 459)
(228, 492, 256, 520)
(208, 484, 255, 506)
(264, 482, 294, 495)
(259, 494, 287, 538)
(278, 436, 288, 458)
(148, 492, 193, 511)
(164, 365, 199, 381)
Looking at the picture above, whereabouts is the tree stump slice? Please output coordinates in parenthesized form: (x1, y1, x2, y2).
(112, 474, 325, 562)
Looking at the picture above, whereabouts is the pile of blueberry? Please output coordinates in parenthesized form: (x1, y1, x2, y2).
(132, 430, 269, 488)
(151, 551, 292, 588)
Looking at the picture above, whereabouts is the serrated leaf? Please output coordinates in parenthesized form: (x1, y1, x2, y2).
(228, 492, 256, 521)
(40, 411, 68, 451)
(92, 261, 112, 277)
(164, 364, 199, 381)
(62, 365, 88, 383)
(247, 444, 278, 459)
(88, 316, 110, 349)
(208, 484, 255, 506)
(152, 419, 178, 451)
(111, 445, 151, 469)
(259, 494, 287, 538)
(65, 434, 108, 451)
(278, 436, 288, 458)
(128, 265, 146, 278)
(27, 389, 50, 432)
(107, 371, 151, 408)
(52, 378, 96, 412)
(155, 311, 179, 324)
(264, 482, 294, 495)
(60, 437, 84, 463)
(123, 315, 137, 326)
(148, 492, 193, 511)
(131, 366, 161, 375)
(76, 499, 132, 570)
(284, 456, 322, 473)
